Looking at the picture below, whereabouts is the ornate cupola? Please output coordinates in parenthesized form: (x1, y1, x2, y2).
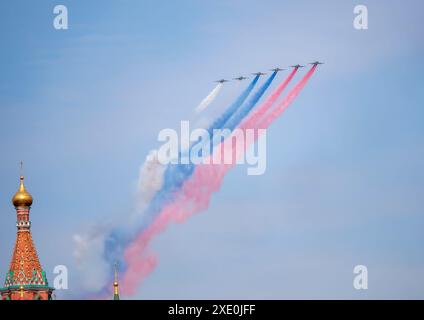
(0, 166, 54, 300)
(12, 175, 33, 208)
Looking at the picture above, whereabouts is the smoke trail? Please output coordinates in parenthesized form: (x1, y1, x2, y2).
(194, 83, 224, 113)
(136, 150, 166, 208)
(118, 67, 317, 295)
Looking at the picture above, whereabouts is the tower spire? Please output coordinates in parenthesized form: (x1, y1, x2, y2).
(0, 170, 53, 300)
(113, 262, 120, 300)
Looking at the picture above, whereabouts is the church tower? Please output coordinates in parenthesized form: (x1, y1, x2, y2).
(0, 171, 54, 300)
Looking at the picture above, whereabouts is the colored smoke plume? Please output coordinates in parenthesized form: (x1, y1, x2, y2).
(118, 66, 317, 295)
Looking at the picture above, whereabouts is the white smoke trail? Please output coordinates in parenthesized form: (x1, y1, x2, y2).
(73, 224, 111, 293)
(72, 151, 165, 286)
(136, 83, 226, 205)
(136, 150, 165, 207)
(194, 83, 223, 113)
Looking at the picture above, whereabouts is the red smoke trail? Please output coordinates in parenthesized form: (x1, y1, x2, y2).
(119, 66, 317, 296)
(259, 65, 317, 129)
(120, 162, 229, 294)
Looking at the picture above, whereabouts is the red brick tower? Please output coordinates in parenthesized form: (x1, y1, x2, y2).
(0, 173, 54, 300)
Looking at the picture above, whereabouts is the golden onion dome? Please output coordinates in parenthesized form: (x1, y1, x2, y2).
(12, 176, 33, 208)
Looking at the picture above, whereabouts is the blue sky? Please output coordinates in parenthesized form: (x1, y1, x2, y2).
(0, 0, 423, 299)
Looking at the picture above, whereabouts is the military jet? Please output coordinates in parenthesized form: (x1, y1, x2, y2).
(251, 72, 266, 76)
(270, 67, 285, 72)
(233, 76, 248, 81)
(290, 64, 305, 69)
(309, 61, 324, 65)
(215, 79, 229, 83)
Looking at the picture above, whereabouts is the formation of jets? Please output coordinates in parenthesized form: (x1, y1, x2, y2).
(215, 61, 323, 83)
